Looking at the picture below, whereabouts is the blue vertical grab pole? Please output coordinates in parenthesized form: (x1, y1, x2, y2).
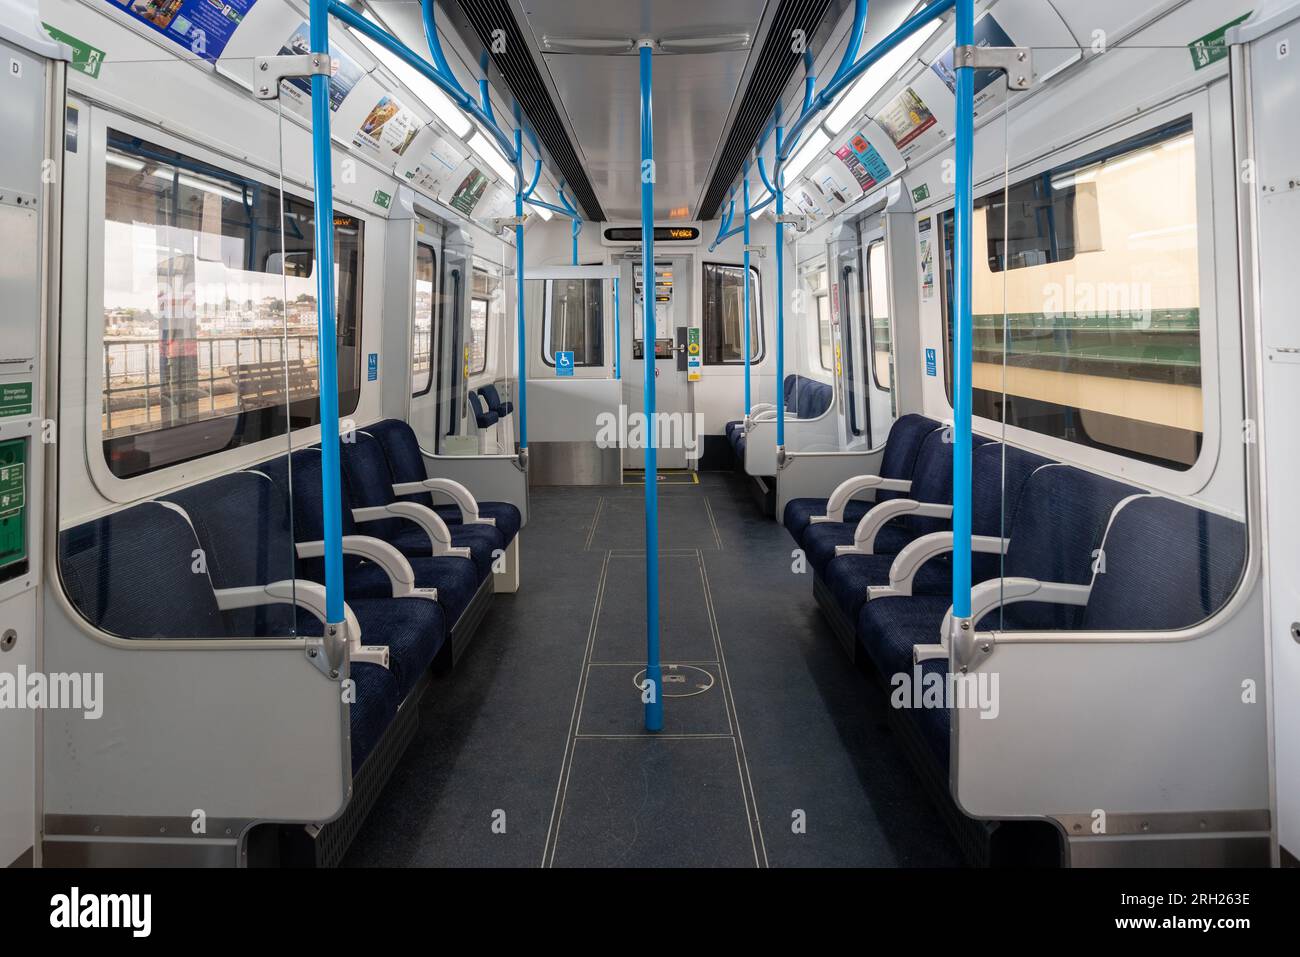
(774, 125, 786, 452)
(515, 127, 528, 454)
(309, 0, 346, 633)
(742, 174, 752, 415)
(639, 39, 662, 732)
(951, 0, 975, 641)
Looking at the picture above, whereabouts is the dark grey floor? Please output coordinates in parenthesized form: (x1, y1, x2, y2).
(343, 471, 961, 867)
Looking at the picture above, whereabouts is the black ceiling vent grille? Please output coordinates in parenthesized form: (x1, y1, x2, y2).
(457, 0, 606, 221)
(699, 0, 834, 221)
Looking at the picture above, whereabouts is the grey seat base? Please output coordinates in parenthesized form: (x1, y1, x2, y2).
(813, 575, 858, 663)
(438, 572, 496, 672)
(272, 670, 431, 868)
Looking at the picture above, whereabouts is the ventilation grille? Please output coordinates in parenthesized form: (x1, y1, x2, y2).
(457, 0, 606, 221)
(699, 0, 834, 221)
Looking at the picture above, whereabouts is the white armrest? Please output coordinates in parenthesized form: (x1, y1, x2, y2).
(814, 474, 913, 525)
(834, 499, 953, 558)
(938, 577, 1091, 643)
(297, 536, 432, 600)
(867, 532, 1008, 601)
(352, 503, 473, 559)
(213, 580, 388, 667)
(391, 477, 494, 526)
(749, 402, 776, 416)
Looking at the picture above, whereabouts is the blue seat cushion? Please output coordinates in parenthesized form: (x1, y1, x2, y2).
(432, 502, 521, 545)
(344, 555, 480, 627)
(387, 522, 504, 583)
(824, 552, 953, 620)
(348, 662, 400, 774)
(803, 522, 914, 575)
(857, 594, 952, 681)
(793, 378, 833, 419)
(297, 596, 445, 699)
(784, 497, 873, 545)
(725, 419, 742, 438)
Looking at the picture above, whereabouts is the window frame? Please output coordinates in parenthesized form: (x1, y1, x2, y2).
(540, 269, 605, 368)
(937, 112, 1215, 477)
(468, 295, 490, 376)
(701, 261, 765, 366)
(93, 122, 365, 484)
(412, 242, 436, 397)
(864, 238, 892, 393)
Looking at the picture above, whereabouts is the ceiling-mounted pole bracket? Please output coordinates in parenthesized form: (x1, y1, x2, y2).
(253, 53, 333, 99)
(952, 44, 1033, 91)
(776, 213, 809, 231)
(491, 216, 527, 232)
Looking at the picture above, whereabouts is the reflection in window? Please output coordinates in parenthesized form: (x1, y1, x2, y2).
(544, 277, 603, 366)
(412, 245, 434, 395)
(101, 130, 363, 478)
(469, 298, 489, 375)
(702, 263, 763, 364)
(470, 261, 500, 376)
(942, 118, 1201, 469)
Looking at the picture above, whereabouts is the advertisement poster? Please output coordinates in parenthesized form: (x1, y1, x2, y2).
(811, 161, 854, 210)
(353, 95, 423, 158)
(277, 22, 363, 113)
(111, 0, 257, 62)
(918, 216, 935, 301)
(447, 162, 490, 216)
(931, 13, 1016, 110)
(834, 146, 875, 192)
(877, 86, 942, 159)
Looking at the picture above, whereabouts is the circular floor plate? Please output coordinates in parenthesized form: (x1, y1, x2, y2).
(632, 664, 714, 698)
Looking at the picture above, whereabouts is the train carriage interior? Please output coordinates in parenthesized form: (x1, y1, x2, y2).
(3, 0, 1300, 878)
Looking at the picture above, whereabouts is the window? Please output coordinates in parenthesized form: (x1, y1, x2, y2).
(412, 244, 435, 395)
(816, 293, 833, 371)
(543, 275, 603, 366)
(468, 297, 489, 376)
(101, 129, 363, 478)
(941, 118, 1201, 469)
(866, 240, 892, 390)
(702, 262, 763, 364)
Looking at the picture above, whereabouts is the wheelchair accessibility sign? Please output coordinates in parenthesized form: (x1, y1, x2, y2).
(555, 351, 575, 377)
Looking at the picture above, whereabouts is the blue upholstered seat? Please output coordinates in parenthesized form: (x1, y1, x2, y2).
(1079, 496, 1245, 631)
(59, 502, 229, 639)
(362, 419, 522, 544)
(478, 383, 513, 417)
(783, 413, 942, 543)
(254, 449, 482, 627)
(340, 432, 505, 582)
(164, 471, 447, 698)
(347, 663, 400, 773)
(468, 390, 499, 428)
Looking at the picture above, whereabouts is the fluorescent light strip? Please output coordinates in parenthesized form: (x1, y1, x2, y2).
(825, 16, 945, 133)
(784, 128, 831, 181)
(354, 30, 472, 137)
(470, 131, 517, 183)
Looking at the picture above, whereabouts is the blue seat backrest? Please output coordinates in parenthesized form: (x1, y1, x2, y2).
(877, 414, 942, 503)
(480, 384, 504, 410)
(995, 465, 1143, 631)
(468, 390, 495, 427)
(256, 448, 365, 584)
(59, 502, 227, 639)
(1082, 497, 1246, 631)
(794, 378, 833, 419)
(969, 443, 1054, 582)
(164, 472, 298, 637)
(905, 430, 957, 537)
(364, 419, 436, 510)
(340, 432, 407, 540)
(782, 374, 798, 407)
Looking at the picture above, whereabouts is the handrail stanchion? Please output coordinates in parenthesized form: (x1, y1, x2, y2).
(639, 38, 662, 733)
(308, 0, 347, 664)
(742, 174, 752, 416)
(774, 125, 786, 455)
(514, 126, 528, 457)
(951, 0, 974, 651)
(613, 277, 621, 380)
